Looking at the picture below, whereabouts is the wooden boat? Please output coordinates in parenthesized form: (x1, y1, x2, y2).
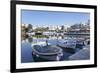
(31, 42, 63, 61)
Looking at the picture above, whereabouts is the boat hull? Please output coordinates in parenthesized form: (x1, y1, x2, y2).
(32, 52, 62, 61)
(32, 45, 63, 61)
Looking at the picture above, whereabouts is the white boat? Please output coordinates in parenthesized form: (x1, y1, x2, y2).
(31, 42, 63, 61)
(57, 39, 77, 49)
(31, 41, 49, 46)
(58, 38, 85, 48)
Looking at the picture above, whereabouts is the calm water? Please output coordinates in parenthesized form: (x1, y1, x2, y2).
(21, 35, 88, 63)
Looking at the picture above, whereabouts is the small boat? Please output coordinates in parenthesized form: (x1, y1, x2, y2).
(57, 38, 85, 53)
(82, 39, 90, 50)
(31, 42, 63, 61)
(57, 39, 77, 49)
(58, 38, 85, 49)
(84, 39, 90, 45)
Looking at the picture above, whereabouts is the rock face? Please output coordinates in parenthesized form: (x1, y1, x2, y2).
(68, 46, 90, 60)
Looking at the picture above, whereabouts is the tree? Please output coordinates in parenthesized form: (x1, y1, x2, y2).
(28, 24, 33, 32)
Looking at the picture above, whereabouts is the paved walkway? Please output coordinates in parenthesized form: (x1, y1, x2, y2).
(69, 45, 90, 60)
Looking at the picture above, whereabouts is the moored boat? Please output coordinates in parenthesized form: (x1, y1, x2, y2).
(57, 39, 77, 49)
(57, 38, 85, 53)
(31, 42, 63, 61)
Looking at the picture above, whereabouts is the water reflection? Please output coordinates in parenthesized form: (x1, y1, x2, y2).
(21, 34, 90, 63)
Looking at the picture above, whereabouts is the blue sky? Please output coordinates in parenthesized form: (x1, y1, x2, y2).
(21, 10, 90, 26)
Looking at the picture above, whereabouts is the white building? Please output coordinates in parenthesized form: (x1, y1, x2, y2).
(63, 25, 70, 31)
(32, 26, 37, 30)
(48, 26, 58, 30)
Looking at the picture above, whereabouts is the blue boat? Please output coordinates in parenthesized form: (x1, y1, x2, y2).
(31, 42, 63, 61)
